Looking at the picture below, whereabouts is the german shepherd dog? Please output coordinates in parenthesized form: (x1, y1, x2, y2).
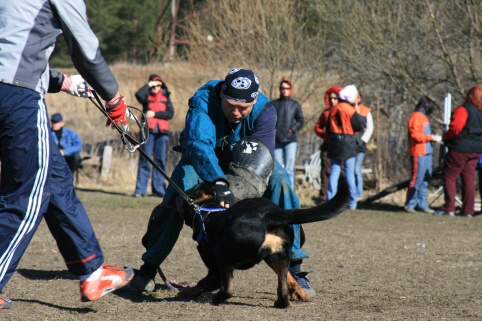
(172, 180, 350, 308)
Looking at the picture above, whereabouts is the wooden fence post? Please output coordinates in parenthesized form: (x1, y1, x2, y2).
(100, 145, 113, 181)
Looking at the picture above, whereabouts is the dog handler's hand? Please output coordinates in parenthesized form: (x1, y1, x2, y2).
(105, 93, 128, 129)
(212, 179, 235, 208)
(61, 74, 92, 97)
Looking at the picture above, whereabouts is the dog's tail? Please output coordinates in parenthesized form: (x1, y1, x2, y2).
(264, 179, 351, 226)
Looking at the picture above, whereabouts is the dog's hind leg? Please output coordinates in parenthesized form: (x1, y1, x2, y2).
(211, 263, 234, 305)
(287, 271, 310, 302)
(265, 260, 291, 308)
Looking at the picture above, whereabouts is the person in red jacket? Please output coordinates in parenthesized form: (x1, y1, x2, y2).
(434, 86, 482, 217)
(314, 86, 342, 203)
(134, 74, 175, 197)
(405, 96, 441, 213)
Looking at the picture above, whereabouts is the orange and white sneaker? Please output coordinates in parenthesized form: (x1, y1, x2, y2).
(80, 264, 134, 302)
(0, 296, 12, 310)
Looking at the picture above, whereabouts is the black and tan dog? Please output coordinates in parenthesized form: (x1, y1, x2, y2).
(172, 180, 350, 308)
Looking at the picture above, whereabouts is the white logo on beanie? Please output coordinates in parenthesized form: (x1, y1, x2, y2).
(231, 77, 252, 90)
(228, 68, 241, 74)
(254, 74, 259, 85)
(251, 92, 258, 98)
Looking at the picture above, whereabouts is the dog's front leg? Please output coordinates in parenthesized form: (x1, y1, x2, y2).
(177, 240, 220, 298)
(212, 262, 234, 304)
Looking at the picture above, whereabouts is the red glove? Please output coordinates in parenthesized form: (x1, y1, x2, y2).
(105, 94, 127, 128)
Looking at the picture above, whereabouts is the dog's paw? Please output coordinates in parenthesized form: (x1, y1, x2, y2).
(290, 288, 310, 302)
(176, 285, 203, 298)
(212, 291, 232, 304)
(273, 296, 291, 308)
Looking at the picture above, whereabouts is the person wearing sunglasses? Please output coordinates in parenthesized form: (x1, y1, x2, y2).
(133, 74, 175, 198)
(271, 77, 305, 189)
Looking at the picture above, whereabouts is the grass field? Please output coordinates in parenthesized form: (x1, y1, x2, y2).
(3, 187, 482, 320)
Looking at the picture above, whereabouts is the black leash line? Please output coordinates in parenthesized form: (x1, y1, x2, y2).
(89, 90, 199, 212)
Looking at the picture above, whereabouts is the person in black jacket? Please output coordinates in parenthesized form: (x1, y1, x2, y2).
(271, 78, 304, 189)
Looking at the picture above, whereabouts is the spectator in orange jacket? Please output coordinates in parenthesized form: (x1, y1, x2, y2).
(404, 96, 441, 214)
(326, 85, 365, 209)
(314, 86, 342, 203)
(434, 86, 482, 217)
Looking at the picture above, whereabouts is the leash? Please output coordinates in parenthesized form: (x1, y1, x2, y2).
(194, 206, 226, 242)
(88, 90, 200, 212)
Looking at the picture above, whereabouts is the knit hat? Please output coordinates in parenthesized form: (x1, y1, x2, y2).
(339, 85, 358, 105)
(222, 68, 260, 103)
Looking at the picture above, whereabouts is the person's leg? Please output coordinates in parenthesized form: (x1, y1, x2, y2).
(0, 88, 51, 295)
(415, 154, 432, 211)
(327, 159, 341, 200)
(151, 134, 169, 196)
(354, 152, 365, 199)
(274, 143, 284, 168)
(319, 145, 331, 202)
(136, 157, 202, 286)
(405, 156, 418, 211)
(134, 135, 155, 196)
(283, 142, 297, 189)
(441, 151, 464, 213)
(459, 153, 479, 215)
(44, 140, 104, 275)
(343, 157, 357, 209)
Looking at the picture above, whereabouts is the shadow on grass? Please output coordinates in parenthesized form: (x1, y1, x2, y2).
(16, 268, 77, 280)
(14, 299, 95, 313)
(357, 202, 404, 212)
(74, 187, 128, 197)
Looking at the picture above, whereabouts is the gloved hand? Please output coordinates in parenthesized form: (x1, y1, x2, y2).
(432, 134, 442, 142)
(61, 74, 92, 98)
(105, 94, 128, 128)
(212, 179, 236, 208)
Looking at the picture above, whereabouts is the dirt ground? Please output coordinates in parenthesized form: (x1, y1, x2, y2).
(3, 187, 482, 321)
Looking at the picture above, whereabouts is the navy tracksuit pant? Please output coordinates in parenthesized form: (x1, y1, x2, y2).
(0, 84, 104, 292)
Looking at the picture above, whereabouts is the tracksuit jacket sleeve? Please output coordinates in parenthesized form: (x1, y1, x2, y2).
(48, 70, 65, 93)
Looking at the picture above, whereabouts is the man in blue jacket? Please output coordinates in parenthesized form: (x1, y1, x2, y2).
(131, 68, 316, 298)
(51, 113, 83, 174)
